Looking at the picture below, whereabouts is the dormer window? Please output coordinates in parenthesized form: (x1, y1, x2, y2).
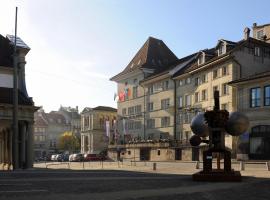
(198, 53, 205, 65)
(256, 30, 264, 40)
(218, 42, 226, 56)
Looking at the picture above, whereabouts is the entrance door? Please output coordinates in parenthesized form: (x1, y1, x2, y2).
(140, 148, 150, 161)
(175, 149, 182, 160)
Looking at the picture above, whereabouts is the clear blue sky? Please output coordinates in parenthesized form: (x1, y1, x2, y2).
(0, 0, 269, 112)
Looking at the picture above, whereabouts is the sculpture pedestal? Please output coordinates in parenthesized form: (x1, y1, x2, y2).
(192, 170, 242, 182)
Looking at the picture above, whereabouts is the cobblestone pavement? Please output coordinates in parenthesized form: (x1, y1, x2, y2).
(0, 161, 269, 200)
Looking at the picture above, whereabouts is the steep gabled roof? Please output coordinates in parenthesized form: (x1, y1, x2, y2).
(110, 37, 178, 81)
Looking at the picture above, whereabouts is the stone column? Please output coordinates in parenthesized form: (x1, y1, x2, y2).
(88, 134, 91, 153)
(26, 122, 34, 168)
(91, 133, 94, 153)
(20, 122, 26, 168)
(7, 129, 12, 169)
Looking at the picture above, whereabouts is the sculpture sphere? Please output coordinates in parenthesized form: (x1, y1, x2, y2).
(190, 113, 209, 137)
(189, 135, 202, 146)
(225, 112, 249, 136)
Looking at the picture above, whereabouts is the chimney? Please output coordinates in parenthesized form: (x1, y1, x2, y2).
(76, 106, 78, 112)
(244, 27, 250, 40)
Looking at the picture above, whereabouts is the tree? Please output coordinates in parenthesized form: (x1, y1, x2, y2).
(58, 131, 80, 153)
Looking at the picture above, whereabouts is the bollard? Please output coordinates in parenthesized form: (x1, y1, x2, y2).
(153, 162, 157, 171)
(195, 161, 200, 169)
(240, 161, 245, 171)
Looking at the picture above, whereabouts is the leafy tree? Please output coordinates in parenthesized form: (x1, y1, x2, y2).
(59, 131, 80, 153)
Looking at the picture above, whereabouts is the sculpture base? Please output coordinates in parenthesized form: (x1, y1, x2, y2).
(192, 170, 242, 182)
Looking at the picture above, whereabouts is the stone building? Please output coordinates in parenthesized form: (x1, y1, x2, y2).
(0, 34, 37, 169)
(109, 23, 270, 161)
(229, 71, 270, 160)
(58, 106, 81, 137)
(33, 109, 70, 157)
(80, 106, 117, 154)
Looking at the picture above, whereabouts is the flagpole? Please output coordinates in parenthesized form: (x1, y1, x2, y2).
(12, 6, 19, 170)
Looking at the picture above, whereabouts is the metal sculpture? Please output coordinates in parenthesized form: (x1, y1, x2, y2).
(190, 91, 249, 181)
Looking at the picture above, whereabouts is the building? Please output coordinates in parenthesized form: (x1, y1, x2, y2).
(33, 109, 70, 158)
(80, 106, 117, 154)
(0, 34, 38, 169)
(58, 106, 81, 137)
(229, 71, 270, 160)
(109, 23, 270, 161)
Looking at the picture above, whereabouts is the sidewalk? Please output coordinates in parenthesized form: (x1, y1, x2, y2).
(34, 161, 270, 178)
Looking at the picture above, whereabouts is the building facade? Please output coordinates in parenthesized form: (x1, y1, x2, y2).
(110, 23, 270, 161)
(229, 71, 270, 160)
(80, 106, 117, 154)
(33, 109, 70, 158)
(0, 34, 37, 169)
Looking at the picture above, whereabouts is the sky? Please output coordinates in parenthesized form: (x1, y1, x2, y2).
(0, 0, 270, 113)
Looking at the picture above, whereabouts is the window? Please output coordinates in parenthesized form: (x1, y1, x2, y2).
(201, 74, 207, 83)
(221, 103, 228, 110)
(264, 86, 270, 106)
(162, 80, 169, 90)
(133, 86, 138, 98)
(202, 89, 207, 101)
(161, 98, 170, 109)
(250, 87, 261, 107)
(179, 80, 183, 86)
(178, 96, 183, 108)
(135, 105, 141, 114)
(254, 47, 260, 56)
(147, 102, 154, 111)
(218, 43, 226, 56)
(178, 113, 183, 124)
(128, 107, 135, 115)
(198, 54, 204, 65)
(134, 121, 142, 129)
(222, 83, 229, 95)
(157, 150, 161, 156)
(161, 117, 170, 127)
(213, 85, 218, 94)
(133, 78, 138, 84)
(222, 66, 228, 76)
(122, 108, 126, 116)
(148, 85, 154, 94)
(185, 78, 191, 84)
(195, 92, 199, 103)
(128, 121, 134, 130)
(195, 77, 200, 86)
(147, 119, 155, 129)
(257, 30, 264, 39)
(213, 69, 218, 79)
(185, 95, 191, 106)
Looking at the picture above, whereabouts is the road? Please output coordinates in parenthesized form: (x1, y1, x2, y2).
(0, 169, 269, 200)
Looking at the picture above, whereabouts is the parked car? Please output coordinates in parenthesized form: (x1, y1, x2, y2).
(84, 154, 101, 161)
(73, 153, 84, 162)
(51, 154, 57, 161)
(69, 154, 75, 162)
